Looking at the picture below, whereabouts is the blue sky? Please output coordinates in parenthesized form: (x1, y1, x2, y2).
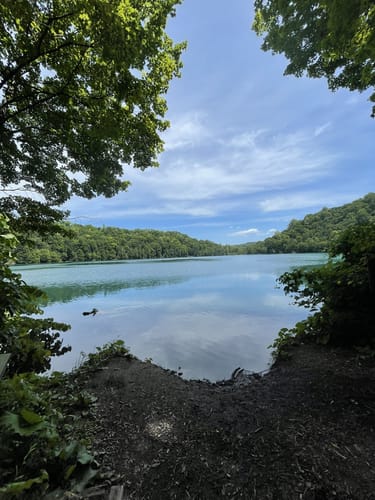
(66, 0, 374, 244)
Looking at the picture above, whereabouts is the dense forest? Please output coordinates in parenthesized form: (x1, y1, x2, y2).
(242, 193, 375, 254)
(15, 226, 233, 263)
(14, 193, 375, 264)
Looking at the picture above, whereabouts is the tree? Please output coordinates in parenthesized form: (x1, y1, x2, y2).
(0, 215, 70, 375)
(253, 0, 375, 116)
(274, 222, 375, 352)
(0, 0, 185, 222)
(0, 1, 185, 375)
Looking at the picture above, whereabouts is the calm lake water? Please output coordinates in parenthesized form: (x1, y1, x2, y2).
(16, 254, 326, 381)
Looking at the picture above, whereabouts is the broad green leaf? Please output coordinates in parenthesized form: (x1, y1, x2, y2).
(0, 470, 48, 494)
(20, 408, 44, 425)
(2, 412, 45, 436)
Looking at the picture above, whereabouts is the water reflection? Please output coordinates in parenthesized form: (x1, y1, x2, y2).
(17, 254, 327, 380)
(43, 276, 187, 304)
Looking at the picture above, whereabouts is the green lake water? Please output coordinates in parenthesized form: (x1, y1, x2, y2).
(16, 254, 326, 381)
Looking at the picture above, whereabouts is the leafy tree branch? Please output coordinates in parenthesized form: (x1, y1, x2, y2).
(253, 0, 375, 116)
(0, 0, 186, 213)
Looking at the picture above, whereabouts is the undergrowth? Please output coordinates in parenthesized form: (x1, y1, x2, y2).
(0, 340, 131, 499)
(271, 222, 375, 360)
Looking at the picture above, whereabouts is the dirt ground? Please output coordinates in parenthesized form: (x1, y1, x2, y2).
(82, 344, 375, 499)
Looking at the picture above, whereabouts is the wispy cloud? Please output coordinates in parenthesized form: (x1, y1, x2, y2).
(162, 112, 209, 151)
(66, 123, 338, 224)
(314, 122, 331, 137)
(225, 130, 267, 148)
(230, 228, 259, 237)
(126, 126, 336, 204)
(259, 191, 360, 213)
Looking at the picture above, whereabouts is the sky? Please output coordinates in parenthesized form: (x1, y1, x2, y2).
(66, 0, 374, 244)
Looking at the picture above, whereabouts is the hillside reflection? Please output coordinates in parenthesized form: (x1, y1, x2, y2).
(42, 276, 187, 304)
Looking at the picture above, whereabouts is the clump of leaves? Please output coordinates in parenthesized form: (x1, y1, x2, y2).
(81, 340, 132, 371)
(0, 372, 98, 499)
(0, 215, 71, 375)
(0, 216, 134, 497)
(272, 222, 375, 358)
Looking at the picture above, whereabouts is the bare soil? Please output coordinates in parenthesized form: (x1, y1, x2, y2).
(82, 344, 375, 499)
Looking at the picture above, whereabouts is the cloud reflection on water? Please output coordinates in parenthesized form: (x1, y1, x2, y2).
(18, 255, 326, 380)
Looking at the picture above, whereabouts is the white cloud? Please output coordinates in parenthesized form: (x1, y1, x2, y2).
(230, 228, 259, 237)
(66, 123, 338, 221)
(314, 122, 331, 137)
(162, 112, 209, 151)
(125, 127, 336, 203)
(100, 203, 216, 218)
(259, 191, 360, 213)
(225, 129, 267, 148)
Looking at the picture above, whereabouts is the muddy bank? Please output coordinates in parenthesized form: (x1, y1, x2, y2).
(83, 344, 375, 499)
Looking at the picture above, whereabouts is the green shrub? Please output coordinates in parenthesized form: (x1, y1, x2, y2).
(0, 214, 71, 375)
(0, 372, 98, 498)
(273, 222, 375, 356)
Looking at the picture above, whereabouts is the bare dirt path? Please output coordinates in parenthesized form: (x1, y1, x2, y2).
(84, 345, 375, 499)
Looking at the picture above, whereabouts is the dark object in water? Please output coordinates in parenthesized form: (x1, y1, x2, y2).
(231, 367, 244, 380)
(82, 308, 98, 316)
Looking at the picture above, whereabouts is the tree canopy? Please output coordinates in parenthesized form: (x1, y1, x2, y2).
(0, 0, 185, 392)
(253, 0, 375, 116)
(15, 224, 232, 264)
(0, 0, 185, 218)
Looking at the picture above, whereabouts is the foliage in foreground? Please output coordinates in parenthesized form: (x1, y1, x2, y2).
(0, 373, 96, 499)
(0, 340, 130, 499)
(0, 0, 185, 231)
(253, 0, 375, 117)
(272, 223, 375, 357)
(0, 215, 70, 375)
(0, 216, 130, 497)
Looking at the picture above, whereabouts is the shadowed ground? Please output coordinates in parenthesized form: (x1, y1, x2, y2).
(83, 344, 375, 499)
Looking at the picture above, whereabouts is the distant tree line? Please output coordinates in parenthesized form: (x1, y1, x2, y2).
(15, 225, 235, 264)
(14, 193, 375, 264)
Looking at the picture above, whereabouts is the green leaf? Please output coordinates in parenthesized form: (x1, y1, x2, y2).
(0, 470, 48, 494)
(76, 448, 94, 466)
(2, 412, 45, 436)
(20, 408, 44, 425)
(64, 464, 76, 480)
(71, 466, 98, 493)
(1, 233, 17, 240)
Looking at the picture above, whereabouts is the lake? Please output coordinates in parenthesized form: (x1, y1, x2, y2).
(16, 254, 326, 381)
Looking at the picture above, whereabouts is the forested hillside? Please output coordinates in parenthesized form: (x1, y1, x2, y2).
(15, 225, 232, 264)
(243, 193, 375, 254)
(15, 193, 375, 263)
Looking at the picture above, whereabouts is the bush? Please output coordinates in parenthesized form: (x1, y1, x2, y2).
(0, 214, 71, 375)
(273, 222, 375, 355)
(0, 372, 98, 498)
